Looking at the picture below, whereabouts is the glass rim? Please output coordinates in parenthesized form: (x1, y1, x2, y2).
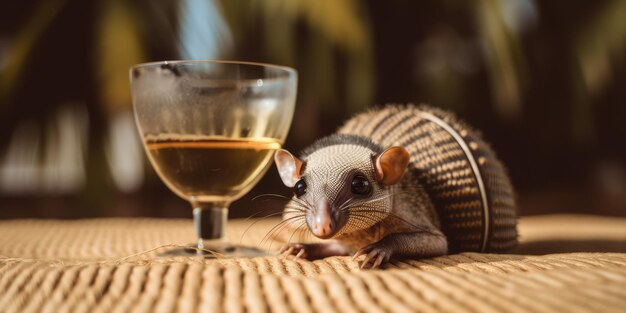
(130, 59, 297, 77)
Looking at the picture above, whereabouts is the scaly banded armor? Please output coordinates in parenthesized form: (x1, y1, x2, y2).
(338, 104, 517, 252)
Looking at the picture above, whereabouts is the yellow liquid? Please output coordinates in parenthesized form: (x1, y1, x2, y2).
(146, 136, 281, 202)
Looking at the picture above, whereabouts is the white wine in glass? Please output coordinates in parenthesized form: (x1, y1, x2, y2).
(130, 60, 297, 257)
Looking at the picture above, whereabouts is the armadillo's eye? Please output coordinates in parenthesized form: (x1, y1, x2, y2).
(293, 179, 307, 197)
(351, 175, 371, 195)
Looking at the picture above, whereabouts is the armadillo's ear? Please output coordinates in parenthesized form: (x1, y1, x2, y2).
(374, 146, 410, 185)
(274, 149, 304, 187)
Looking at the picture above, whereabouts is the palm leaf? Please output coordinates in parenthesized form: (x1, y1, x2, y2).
(477, 0, 527, 121)
(96, 0, 145, 114)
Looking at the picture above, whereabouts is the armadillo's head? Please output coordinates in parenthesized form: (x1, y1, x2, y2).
(274, 137, 410, 239)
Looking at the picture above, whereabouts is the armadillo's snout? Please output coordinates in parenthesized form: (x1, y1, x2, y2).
(310, 198, 336, 239)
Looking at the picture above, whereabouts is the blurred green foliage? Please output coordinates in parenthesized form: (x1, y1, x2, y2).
(0, 0, 625, 217)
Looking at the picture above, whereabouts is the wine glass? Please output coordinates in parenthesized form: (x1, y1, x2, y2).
(129, 60, 297, 257)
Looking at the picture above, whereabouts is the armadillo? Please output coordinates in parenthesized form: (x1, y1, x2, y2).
(274, 104, 517, 268)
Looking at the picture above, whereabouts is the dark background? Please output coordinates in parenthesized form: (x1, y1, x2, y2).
(1, 0, 624, 219)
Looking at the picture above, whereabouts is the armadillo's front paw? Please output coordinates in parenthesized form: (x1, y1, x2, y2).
(353, 243, 393, 269)
(279, 243, 309, 259)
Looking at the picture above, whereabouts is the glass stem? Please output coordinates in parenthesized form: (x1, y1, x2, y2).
(192, 202, 229, 250)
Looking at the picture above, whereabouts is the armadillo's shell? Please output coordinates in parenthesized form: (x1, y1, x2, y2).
(339, 104, 517, 252)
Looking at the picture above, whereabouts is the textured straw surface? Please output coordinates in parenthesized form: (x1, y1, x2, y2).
(0, 215, 625, 312)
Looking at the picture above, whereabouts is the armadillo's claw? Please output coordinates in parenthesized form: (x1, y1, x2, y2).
(279, 245, 293, 255)
(279, 243, 308, 259)
(354, 244, 392, 269)
(295, 249, 306, 258)
(372, 254, 386, 269)
(352, 249, 367, 260)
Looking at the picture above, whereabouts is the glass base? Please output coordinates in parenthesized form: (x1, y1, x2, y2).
(157, 205, 272, 258)
(159, 243, 273, 258)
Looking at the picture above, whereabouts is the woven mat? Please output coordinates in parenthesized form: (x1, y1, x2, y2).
(1, 215, 625, 312)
